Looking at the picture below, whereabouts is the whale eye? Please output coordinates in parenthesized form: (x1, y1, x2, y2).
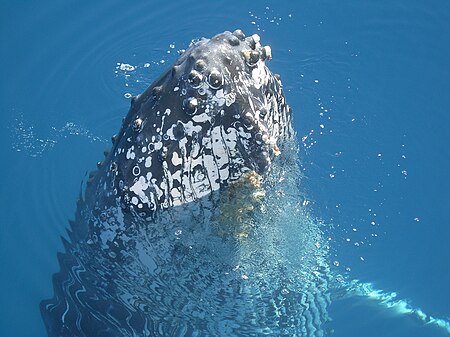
(208, 70, 223, 89)
(188, 70, 203, 88)
(183, 97, 198, 115)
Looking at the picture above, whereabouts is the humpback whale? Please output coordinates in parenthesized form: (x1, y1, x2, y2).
(41, 30, 331, 336)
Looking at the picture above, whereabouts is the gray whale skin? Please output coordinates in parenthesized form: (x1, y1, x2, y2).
(41, 30, 330, 337)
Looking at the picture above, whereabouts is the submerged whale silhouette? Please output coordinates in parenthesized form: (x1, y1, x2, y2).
(41, 30, 331, 336)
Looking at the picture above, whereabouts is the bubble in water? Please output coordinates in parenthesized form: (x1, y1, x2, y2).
(281, 288, 290, 295)
(335, 274, 345, 283)
(10, 112, 107, 157)
(118, 63, 135, 71)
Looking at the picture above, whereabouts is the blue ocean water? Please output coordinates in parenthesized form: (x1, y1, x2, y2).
(0, 0, 449, 336)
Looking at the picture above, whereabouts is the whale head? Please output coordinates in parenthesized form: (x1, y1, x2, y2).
(91, 30, 293, 218)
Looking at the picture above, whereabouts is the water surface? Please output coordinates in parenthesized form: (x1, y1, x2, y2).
(1, 0, 449, 336)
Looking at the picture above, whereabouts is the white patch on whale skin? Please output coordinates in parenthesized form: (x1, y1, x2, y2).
(225, 92, 236, 106)
(170, 188, 183, 206)
(210, 88, 226, 107)
(131, 196, 139, 205)
(191, 180, 211, 199)
(211, 126, 230, 179)
(182, 121, 202, 136)
(130, 176, 150, 204)
(171, 151, 182, 167)
(126, 147, 136, 160)
(200, 136, 220, 190)
(166, 125, 176, 141)
(252, 61, 269, 90)
(192, 112, 211, 123)
(172, 169, 181, 184)
(152, 177, 163, 200)
(144, 156, 152, 168)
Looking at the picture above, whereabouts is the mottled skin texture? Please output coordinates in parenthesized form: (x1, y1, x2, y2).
(89, 30, 292, 219)
(40, 31, 323, 337)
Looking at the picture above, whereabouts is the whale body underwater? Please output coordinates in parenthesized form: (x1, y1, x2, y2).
(41, 30, 332, 336)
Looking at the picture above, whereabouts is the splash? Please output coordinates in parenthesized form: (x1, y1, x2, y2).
(341, 279, 450, 333)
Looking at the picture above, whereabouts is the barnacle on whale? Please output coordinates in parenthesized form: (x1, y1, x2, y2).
(214, 170, 265, 239)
